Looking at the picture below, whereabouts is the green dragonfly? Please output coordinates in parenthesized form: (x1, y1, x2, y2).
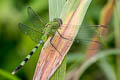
(11, 7, 68, 75)
(11, 7, 106, 75)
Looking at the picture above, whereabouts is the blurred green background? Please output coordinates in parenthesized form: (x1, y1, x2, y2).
(0, 0, 48, 80)
(0, 0, 119, 80)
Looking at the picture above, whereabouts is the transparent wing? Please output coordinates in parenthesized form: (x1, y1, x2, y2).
(75, 25, 106, 49)
(27, 7, 46, 32)
(18, 23, 43, 43)
(61, 24, 107, 49)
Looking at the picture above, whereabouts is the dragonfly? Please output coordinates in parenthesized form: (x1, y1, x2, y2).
(11, 7, 106, 75)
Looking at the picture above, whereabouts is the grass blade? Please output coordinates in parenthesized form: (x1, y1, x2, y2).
(98, 1, 116, 80)
(49, 0, 66, 20)
(98, 60, 116, 80)
(33, 0, 92, 79)
(114, 0, 120, 79)
(0, 69, 20, 80)
(49, 0, 66, 80)
(78, 49, 120, 79)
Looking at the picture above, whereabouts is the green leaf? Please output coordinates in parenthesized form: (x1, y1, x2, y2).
(98, 59, 116, 80)
(33, 0, 92, 79)
(50, 58, 66, 80)
(49, 0, 66, 80)
(49, 0, 66, 21)
(49, 0, 92, 79)
(0, 69, 20, 80)
(114, 0, 120, 80)
(77, 49, 120, 79)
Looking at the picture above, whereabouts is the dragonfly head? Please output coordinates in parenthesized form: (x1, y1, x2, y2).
(53, 18, 63, 26)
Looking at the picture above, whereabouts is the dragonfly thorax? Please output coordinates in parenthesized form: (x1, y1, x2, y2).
(44, 18, 63, 36)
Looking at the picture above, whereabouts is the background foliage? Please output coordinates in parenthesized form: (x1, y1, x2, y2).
(0, 0, 119, 80)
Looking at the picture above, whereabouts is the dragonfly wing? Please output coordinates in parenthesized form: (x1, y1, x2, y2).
(76, 25, 105, 40)
(61, 24, 106, 41)
(61, 24, 106, 49)
(27, 7, 46, 32)
(75, 25, 105, 49)
(18, 23, 43, 43)
(76, 25, 98, 40)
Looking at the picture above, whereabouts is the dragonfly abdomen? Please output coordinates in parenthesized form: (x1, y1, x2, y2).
(12, 40, 44, 75)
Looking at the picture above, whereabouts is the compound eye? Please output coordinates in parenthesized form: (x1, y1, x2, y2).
(53, 18, 63, 26)
(58, 19, 63, 25)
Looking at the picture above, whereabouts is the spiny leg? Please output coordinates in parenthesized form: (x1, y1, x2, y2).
(56, 30, 72, 41)
(11, 40, 44, 75)
(50, 30, 72, 56)
(50, 35, 62, 56)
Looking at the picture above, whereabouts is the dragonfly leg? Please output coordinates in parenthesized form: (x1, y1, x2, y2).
(11, 40, 44, 75)
(57, 30, 72, 41)
(50, 35, 62, 56)
(49, 30, 72, 56)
